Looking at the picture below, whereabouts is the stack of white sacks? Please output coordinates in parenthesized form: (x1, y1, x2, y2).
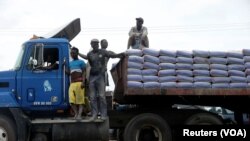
(176, 51, 194, 88)
(142, 48, 160, 88)
(227, 51, 247, 88)
(243, 49, 250, 87)
(126, 48, 250, 89)
(209, 51, 229, 88)
(193, 50, 211, 88)
(158, 50, 177, 88)
(126, 49, 144, 88)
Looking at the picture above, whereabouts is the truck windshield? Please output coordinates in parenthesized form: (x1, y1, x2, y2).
(13, 45, 25, 70)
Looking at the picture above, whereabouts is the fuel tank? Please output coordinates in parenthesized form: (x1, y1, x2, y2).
(52, 119, 109, 141)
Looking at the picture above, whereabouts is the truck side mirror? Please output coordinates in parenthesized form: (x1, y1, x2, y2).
(32, 59, 38, 66)
(27, 43, 44, 70)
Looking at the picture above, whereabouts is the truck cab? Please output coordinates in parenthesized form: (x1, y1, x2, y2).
(0, 18, 109, 141)
(14, 38, 70, 113)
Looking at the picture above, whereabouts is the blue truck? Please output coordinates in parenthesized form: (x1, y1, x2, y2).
(0, 18, 250, 141)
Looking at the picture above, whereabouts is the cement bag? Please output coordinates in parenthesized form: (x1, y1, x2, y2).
(194, 82, 211, 88)
(193, 70, 210, 76)
(159, 76, 177, 82)
(210, 64, 227, 71)
(177, 57, 193, 64)
(144, 55, 160, 64)
(177, 75, 193, 82)
(158, 70, 176, 77)
(143, 62, 159, 70)
(230, 83, 248, 88)
(227, 52, 243, 59)
(194, 76, 212, 82)
(127, 81, 143, 88)
(176, 50, 193, 58)
(244, 56, 250, 62)
(212, 77, 231, 83)
(245, 69, 250, 75)
(177, 82, 193, 88)
(128, 56, 144, 64)
(176, 63, 193, 70)
(245, 62, 250, 69)
(228, 64, 245, 71)
(210, 69, 228, 77)
(193, 64, 209, 70)
(228, 70, 245, 77)
(126, 49, 143, 56)
(212, 83, 229, 88)
(142, 48, 160, 57)
(193, 50, 210, 58)
(127, 68, 142, 75)
(143, 82, 160, 88)
(160, 82, 177, 88)
(176, 70, 193, 77)
(242, 49, 250, 56)
(227, 57, 244, 65)
(127, 75, 142, 82)
(159, 56, 176, 63)
(193, 57, 209, 64)
(159, 63, 176, 70)
(142, 76, 159, 82)
(247, 76, 250, 82)
(230, 76, 247, 83)
(209, 51, 227, 58)
(142, 69, 158, 76)
(128, 61, 143, 69)
(159, 50, 176, 57)
(209, 57, 228, 65)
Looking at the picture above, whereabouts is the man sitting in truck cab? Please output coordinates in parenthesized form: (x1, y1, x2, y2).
(43, 55, 59, 70)
(65, 47, 87, 120)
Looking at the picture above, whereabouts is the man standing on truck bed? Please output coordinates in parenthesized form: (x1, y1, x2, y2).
(65, 47, 86, 120)
(100, 39, 115, 87)
(87, 38, 125, 121)
(127, 17, 149, 49)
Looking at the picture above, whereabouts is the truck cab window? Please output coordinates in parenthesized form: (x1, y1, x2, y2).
(27, 45, 59, 70)
(27, 44, 44, 70)
(43, 48, 59, 70)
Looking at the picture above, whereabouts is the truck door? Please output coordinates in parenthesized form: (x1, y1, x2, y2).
(21, 43, 64, 110)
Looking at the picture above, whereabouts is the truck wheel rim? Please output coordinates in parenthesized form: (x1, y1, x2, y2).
(135, 125, 162, 141)
(0, 127, 7, 141)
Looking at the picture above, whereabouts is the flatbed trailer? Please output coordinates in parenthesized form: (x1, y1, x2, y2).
(108, 56, 250, 141)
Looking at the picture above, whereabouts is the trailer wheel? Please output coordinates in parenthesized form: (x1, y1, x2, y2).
(124, 113, 172, 141)
(0, 115, 16, 141)
(185, 113, 223, 125)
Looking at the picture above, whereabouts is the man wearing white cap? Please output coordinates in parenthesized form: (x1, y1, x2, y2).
(127, 17, 149, 49)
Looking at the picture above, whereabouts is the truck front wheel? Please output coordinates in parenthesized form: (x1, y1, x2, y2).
(0, 115, 17, 141)
(124, 113, 172, 141)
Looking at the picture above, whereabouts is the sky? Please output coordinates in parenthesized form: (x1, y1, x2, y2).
(0, 0, 250, 90)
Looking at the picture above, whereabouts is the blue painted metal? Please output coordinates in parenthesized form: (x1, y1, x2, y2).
(0, 70, 19, 107)
(0, 92, 19, 107)
(0, 38, 71, 111)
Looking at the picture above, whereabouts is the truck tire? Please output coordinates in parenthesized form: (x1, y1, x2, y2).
(0, 115, 17, 141)
(185, 113, 223, 125)
(124, 113, 172, 141)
